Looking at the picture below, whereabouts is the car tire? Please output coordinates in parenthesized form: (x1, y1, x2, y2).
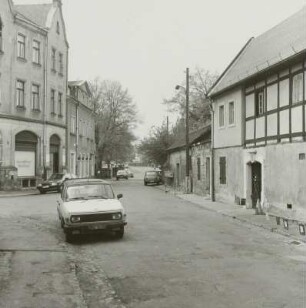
(65, 232, 75, 243)
(116, 177, 119, 181)
(144, 182, 147, 186)
(40, 190, 46, 194)
(115, 227, 124, 239)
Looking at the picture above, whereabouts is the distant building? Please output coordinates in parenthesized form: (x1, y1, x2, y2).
(0, 0, 68, 189)
(209, 7, 306, 215)
(67, 81, 95, 178)
(167, 126, 211, 196)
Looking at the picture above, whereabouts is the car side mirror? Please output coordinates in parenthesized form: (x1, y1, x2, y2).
(117, 193, 123, 199)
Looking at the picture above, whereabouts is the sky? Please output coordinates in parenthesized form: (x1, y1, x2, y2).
(14, 0, 306, 139)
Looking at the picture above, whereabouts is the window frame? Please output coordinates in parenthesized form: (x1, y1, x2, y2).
(17, 33, 26, 59)
(58, 92, 63, 116)
(255, 88, 265, 117)
(31, 83, 40, 110)
(51, 47, 56, 71)
(218, 104, 225, 128)
(228, 101, 235, 126)
(16, 79, 25, 108)
(291, 72, 303, 104)
(51, 89, 56, 114)
(59, 52, 63, 75)
(219, 156, 226, 185)
(32, 40, 40, 64)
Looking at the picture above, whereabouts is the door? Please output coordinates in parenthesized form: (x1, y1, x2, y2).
(251, 162, 261, 208)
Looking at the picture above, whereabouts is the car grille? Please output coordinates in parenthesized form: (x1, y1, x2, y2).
(79, 213, 117, 222)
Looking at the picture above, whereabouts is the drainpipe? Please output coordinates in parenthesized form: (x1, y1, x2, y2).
(210, 99, 215, 202)
(43, 35, 48, 180)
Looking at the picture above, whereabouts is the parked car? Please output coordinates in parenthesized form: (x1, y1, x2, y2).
(57, 178, 126, 242)
(116, 169, 129, 180)
(126, 169, 134, 178)
(37, 173, 77, 194)
(144, 170, 163, 186)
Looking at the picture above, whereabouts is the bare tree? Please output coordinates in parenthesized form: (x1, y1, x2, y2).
(89, 79, 138, 170)
(164, 67, 219, 130)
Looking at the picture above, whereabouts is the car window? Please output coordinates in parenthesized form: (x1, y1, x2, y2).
(49, 173, 64, 180)
(65, 184, 115, 201)
(146, 171, 158, 176)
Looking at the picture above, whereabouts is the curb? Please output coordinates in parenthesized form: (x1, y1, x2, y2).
(0, 191, 39, 198)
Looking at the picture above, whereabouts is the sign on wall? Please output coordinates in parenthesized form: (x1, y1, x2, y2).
(15, 151, 35, 177)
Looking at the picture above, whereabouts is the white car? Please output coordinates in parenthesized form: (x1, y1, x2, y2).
(57, 178, 127, 242)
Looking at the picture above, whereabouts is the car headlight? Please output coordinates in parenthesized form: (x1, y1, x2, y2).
(112, 213, 122, 220)
(70, 215, 81, 223)
(51, 182, 57, 186)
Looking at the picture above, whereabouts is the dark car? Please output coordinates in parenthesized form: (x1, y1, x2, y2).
(144, 170, 162, 186)
(37, 173, 77, 194)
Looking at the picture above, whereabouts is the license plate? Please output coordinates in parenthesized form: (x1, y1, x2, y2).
(42, 185, 49, 188)
(88, 224, 106, 230)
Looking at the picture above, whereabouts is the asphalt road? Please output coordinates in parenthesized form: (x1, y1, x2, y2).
(0, 174, 305, 308)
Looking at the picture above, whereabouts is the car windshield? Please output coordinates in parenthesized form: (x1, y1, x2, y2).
(65, 184, 115, 201)
(49, 173, 64, 180)
(146, 171, 157, 176)
(117, 170, 126, 174)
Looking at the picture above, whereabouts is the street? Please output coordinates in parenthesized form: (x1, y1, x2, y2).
(0, 172, 306, 308)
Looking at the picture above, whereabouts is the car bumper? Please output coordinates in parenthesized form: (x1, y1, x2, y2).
(64, 221, 127, 235)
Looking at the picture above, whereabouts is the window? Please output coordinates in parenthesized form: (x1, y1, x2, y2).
(31, 84, 40, 110)
(0, 17, 3, 52)
(17, 33, 26, 58)
(16, 80, 25, 107)
(219, 105, 225, 127)
(51, 48, 56, 71)
(219, 157, 226, 184)
(51, 89, 55, 113)
(197, 158, 201, 180)
(56, 21, 60, 34)
(59, 52, 63, 74)
(58, 92, 63, 116)
(228, 101, 235, 125)
(71, 115, 76, 134)
(32, 40, 40, 64)
(255, 89, 265, 116)
(292, 73, 303, 104)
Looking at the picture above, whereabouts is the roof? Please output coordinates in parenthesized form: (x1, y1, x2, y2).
(209, 6, 306, 97)
(167, 125, 211, 152)
(68, 80, 92, 96)
(15, 3, 53, 28)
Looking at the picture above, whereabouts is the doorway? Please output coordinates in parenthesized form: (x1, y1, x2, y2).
(50, 134, 60, 174)
(251, 162, 261, 208)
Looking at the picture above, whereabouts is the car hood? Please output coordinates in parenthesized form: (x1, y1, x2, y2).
(63, 199, 123, 214)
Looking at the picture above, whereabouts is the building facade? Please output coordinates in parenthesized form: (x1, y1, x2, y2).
(167, 126, 211, 196)
(209, 7, 306, 215)
(67, 81, 95, 178)
(0, 0, 68, 189)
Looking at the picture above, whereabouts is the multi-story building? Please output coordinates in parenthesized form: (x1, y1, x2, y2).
(0, 0, 68, 189)
(67, 81, 95, 178)
(209, 7, 306, 216)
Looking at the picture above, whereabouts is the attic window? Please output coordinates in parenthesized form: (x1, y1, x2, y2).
(56, 22, 60, 34)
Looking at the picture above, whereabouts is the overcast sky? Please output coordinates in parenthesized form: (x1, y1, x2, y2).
(15, 0, 306, 139)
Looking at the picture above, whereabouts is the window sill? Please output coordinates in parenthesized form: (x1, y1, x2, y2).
(16, 105, 26, 111)
(32, 62, 41, 68)
(17, 57, 27, 63)
(32, 108, 41, 113)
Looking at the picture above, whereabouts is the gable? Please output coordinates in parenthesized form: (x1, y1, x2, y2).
(210, 6, 306, 97)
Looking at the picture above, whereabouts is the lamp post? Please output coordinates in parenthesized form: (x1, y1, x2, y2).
(176, 67, 190, 193)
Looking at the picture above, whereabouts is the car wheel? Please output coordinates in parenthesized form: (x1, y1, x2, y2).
(144, 182, 147, 186)
(115, 227, 124, 239)
(65, 232, 75, 243)
(116, 177, 119, 181)
(40, 190, 46, 194)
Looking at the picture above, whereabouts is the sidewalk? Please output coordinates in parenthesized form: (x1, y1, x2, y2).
(161, 186, 306, 244)
(0, 188, 39, 198)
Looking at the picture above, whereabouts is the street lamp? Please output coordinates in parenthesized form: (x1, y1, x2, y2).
(175, 67, 190, 193)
